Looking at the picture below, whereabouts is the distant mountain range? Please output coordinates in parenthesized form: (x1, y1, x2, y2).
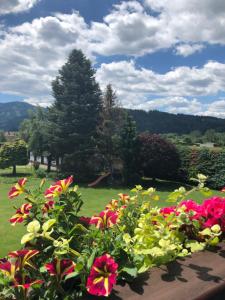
(0, 101, 225, 134)
(0, 102, 35, 131)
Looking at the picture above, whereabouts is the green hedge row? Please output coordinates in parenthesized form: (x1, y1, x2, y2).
(178, 146, 225, 190)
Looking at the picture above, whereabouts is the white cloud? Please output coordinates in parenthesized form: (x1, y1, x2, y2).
(96, 60, 225, 117)
(0, 0, 40, 15)
(0, 12, 91, 106)
(175, 44, 205, 57)
(0, 1, 225, 117)
(145, 0, 225, 46)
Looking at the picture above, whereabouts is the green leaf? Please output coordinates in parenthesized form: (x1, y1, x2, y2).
(122, 267, 137, 278)
(65, 271, 79, 281)
(42, 219, 56, 232)
(27, 220, 40, 234)
(21, 233, 35, 244)
(87, 249, 97, 270)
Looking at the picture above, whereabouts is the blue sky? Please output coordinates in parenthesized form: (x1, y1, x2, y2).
(0, 0, 225, 118)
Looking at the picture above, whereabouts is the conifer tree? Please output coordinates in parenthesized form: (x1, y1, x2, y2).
(48, 49, 102, 181)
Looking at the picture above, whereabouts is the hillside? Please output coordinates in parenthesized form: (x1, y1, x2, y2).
(127, 109, 225, 134)
(0, 102, 225, 134)
(0, 102, 35, 131)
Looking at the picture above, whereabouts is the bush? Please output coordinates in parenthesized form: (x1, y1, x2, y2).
(0, 174, 224, 299)
(178, 146, 225, 189)
(34, 168, 46, 178)
(136, 133, 181, 181)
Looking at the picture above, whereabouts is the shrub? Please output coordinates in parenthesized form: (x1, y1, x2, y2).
(136, 133, 181, 181)
(0, 174, 224, 299)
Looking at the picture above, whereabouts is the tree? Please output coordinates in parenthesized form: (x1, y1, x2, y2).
(136, 133, 180, 181)
(98, 84, 125, 180)
(0, 131, 6, 143)
(120, 113, 137, 185)
(47, 49, 102, 181)
(0, 140, 28, 175)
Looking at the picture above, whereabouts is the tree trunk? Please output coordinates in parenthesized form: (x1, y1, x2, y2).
(47, 155, 52, 172)
(41, 156, 44, 164)
(12, 165, 16, 175)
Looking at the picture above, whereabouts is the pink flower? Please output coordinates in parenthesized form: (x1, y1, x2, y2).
(8, 178, 27, 199)
(86, 254, 118, 297)
(45, 175, 73, 198)
(201, 197, 225, 230)
(160, 206, 177, 216)
(45, 258, 76, 281)
(10, 203, 32, 225)
(90, 210, 119, 229)
(179, 200, 202, 220)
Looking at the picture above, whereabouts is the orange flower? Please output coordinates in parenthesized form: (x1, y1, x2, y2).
(118, 193, 130, 204)
(105, 199, 119, 211)
(45, 175, 73, 198)
(8, 178, 27, 199)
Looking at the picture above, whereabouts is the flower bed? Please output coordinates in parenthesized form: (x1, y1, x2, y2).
(0, 174, 225, 299)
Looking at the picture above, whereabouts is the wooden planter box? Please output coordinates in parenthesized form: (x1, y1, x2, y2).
(84, 243, 225, 300)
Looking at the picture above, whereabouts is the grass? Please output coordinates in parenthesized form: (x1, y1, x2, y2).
(0, 165, 223, 257)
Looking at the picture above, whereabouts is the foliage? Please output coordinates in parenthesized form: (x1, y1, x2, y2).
(19, 107, 49, 159)
(136, 133, 181, 180)
(46, 50, 102, 181)
(178, 147, 225, 189)
(98, 84, 125, 181)
(0, 131, 6, 143)
(0, 173, 224, 299)
(0, 140, 28, 175)
(120, 113, 137, 185)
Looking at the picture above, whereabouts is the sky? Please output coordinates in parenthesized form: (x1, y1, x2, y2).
(0, 0, 225, 118)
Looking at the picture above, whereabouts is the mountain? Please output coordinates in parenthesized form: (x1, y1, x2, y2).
(0, 102, 225, 134)
(127, 109, 225, 134)
(0, 102, 35, 131)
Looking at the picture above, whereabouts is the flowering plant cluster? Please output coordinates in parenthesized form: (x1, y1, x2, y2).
(0, 174, 225, 299)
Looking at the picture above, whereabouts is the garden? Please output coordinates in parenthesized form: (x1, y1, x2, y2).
(0, 165, 225, 299)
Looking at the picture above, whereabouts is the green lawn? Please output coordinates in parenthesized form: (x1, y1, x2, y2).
(0, 166, 223, 257)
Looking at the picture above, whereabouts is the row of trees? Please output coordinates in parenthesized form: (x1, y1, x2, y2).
(18, 50, 137, 183)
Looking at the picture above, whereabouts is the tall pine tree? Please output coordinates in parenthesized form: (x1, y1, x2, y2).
(48, 49, 102, 181)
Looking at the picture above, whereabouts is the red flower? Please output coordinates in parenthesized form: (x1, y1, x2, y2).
(86, 254, 118, 297)
(8, 249, 39, 270)
(45, 258, 76, 281)
(10, 203, 32, 225)
(0, 260, 17, 277)
(90, 210, 118, 229)
(118, 193, 130, 204)
(8, 178, 27, 199)
(13, 274, 43, 289)
(79, 216, 91, 226)
(105, 199, 119, 211)
(45, 176, 73, 198)
(42, 200, 55, 214)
